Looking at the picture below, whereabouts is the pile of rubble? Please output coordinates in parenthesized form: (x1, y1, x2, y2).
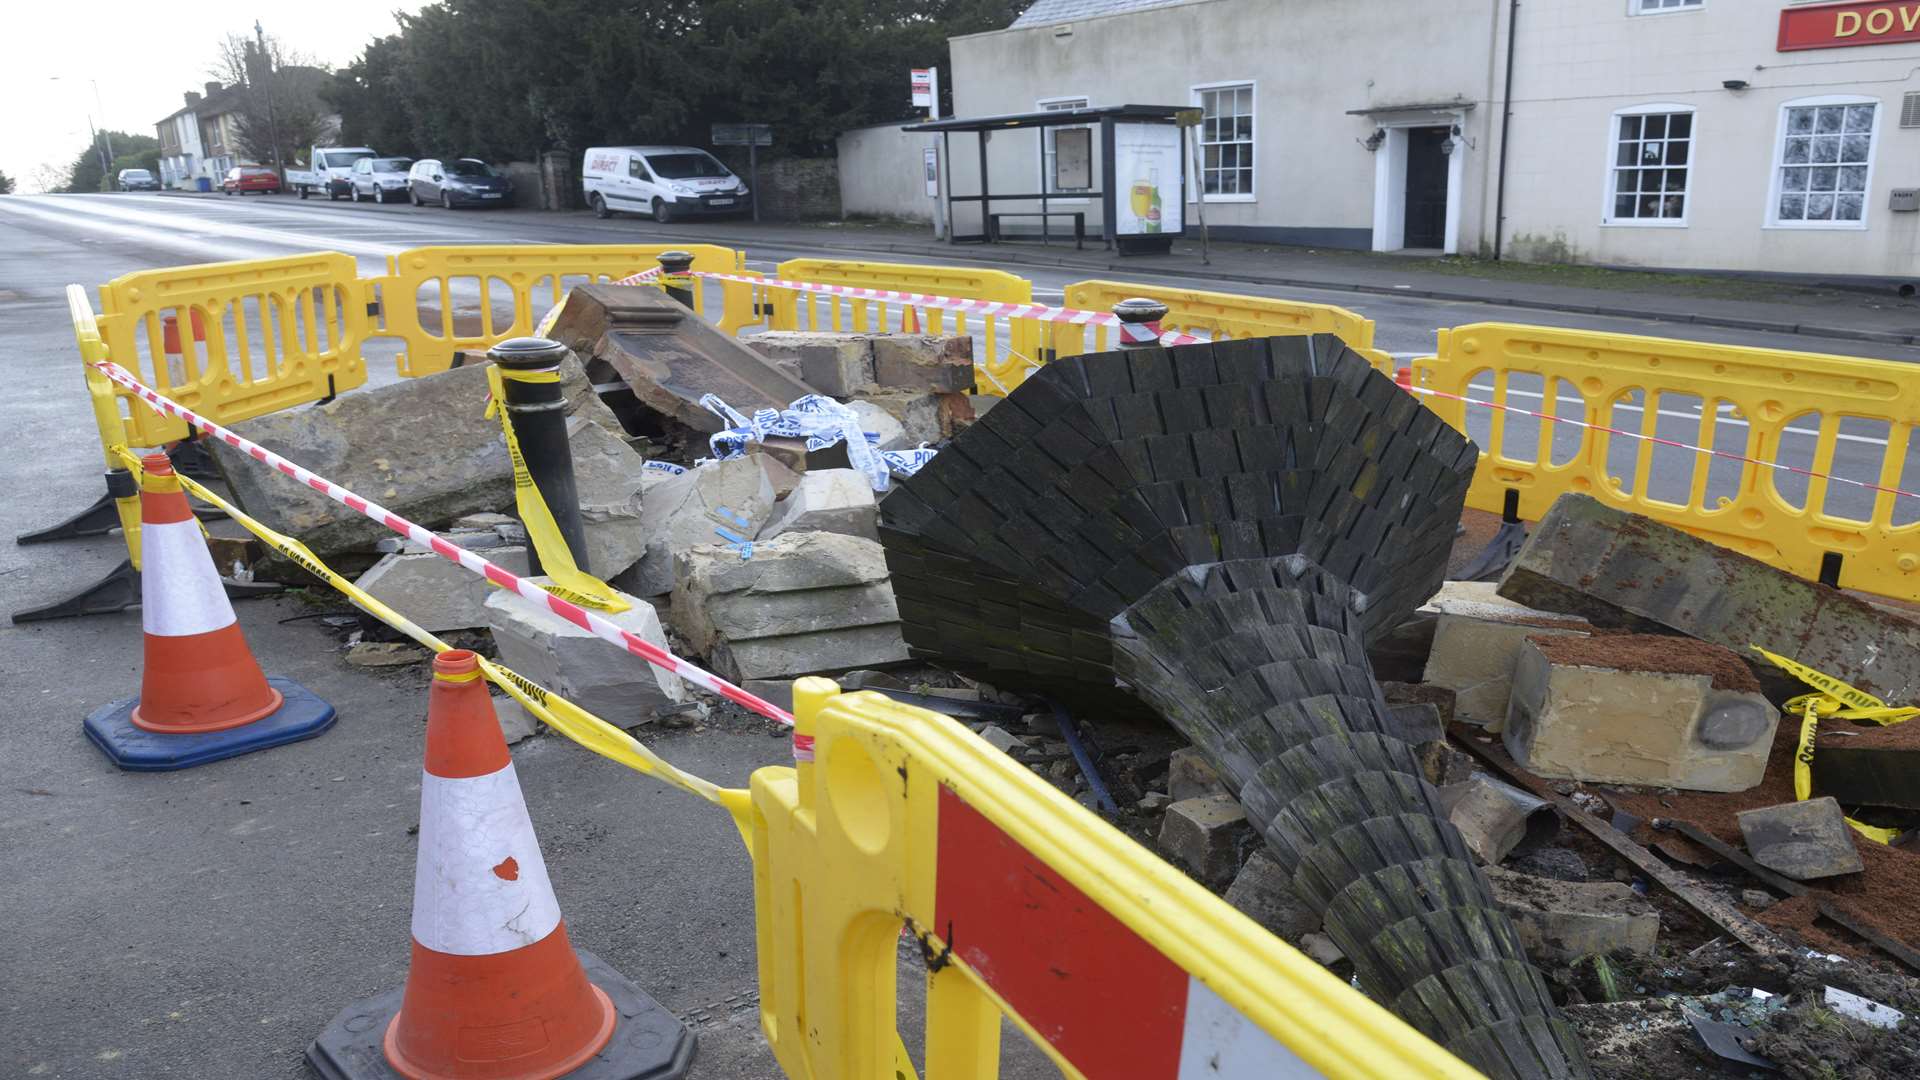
(205, 297, 1920, 1074)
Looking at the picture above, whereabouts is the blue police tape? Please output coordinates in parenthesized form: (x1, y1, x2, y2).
(696, 393, 934, 491)
(641, 460, 687, 476)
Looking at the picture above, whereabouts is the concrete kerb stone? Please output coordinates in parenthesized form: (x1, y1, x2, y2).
(484, 575, 688, 726)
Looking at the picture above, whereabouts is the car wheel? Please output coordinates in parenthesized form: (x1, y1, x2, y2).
(224, 189, 232, 196)
(652, 198, 673, 224)
(299, 185, 309, 200)
(409, 187, 421, 206)
(441, 191, 453, 210)
(591, 193, 610, 220)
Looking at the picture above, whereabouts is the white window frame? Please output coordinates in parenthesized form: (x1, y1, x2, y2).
(1037, 95, 1092, 202)
(1190, 79, 1257, 203)
(1765, 94, 1880, 232)
(1627, 0, 1703, 16)
(1601, 103, 1695, 228)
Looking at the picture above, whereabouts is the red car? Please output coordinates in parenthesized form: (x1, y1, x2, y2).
(222, 166, 281, 195)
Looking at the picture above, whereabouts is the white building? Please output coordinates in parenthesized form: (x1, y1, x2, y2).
(843, 0, 1917, 280)
(155, 89, 210, 190)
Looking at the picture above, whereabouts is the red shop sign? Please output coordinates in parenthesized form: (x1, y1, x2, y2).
(1780, 1, 1920, 51)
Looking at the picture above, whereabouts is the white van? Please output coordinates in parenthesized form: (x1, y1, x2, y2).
(580, 146, 750, 223)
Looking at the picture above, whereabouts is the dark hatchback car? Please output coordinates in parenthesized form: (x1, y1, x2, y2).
(408, 158, 514, 208)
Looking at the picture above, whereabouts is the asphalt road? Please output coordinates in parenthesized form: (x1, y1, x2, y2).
(0, 191, 1910, 1077)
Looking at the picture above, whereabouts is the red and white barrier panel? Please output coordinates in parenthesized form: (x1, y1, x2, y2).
(92, 361, 795, 727)
(934, 787, 1320, 1077)
(683, 269, 1207, 346)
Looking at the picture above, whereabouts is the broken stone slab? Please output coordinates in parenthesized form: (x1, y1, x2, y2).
(1422, 606, 1590, 728)
(1483, 866, 1659, 962)
(1157, 794, 1256, 889)
(1497, 492, 1920, 704)
(493, 696, 539, 744)
(870, 335, 975, 393)
(976, 724, 1023, 754)
(212, 355, 618, 558)
(850, 388, 975, 447)
(841, 400, 909, 453)
(669, 532, 898, 656)
(1438, 774, 1560, 865)
(1736, 797, 1864, 881)
(614, 456, 776, 597)
(741, 679, 795, 714)
(551, 284, 820, 433)
(1381, 681, 1457, 728)
(1417, 739, 1477, 787)
(566, 414, 648, 579)
(746, 331, 878, 397)
(1167, 746, 1230, 802)
(749, 445, 805, 499)
(760, 469, 879, 543)
(713, 623, 911, 682)
(485, 575, 688, 724)
(1505, 634, 1780, 793)
(356, 547, 532, 632)
(1222, 850, 1320, 941)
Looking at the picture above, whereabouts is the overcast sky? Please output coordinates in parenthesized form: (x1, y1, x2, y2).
(6, 1, 427, 191)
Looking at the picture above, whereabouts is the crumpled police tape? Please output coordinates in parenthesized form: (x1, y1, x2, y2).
(697, 392, 936, 492)
(1751, 645, 1918, 845)
(117, 446, 756, 843)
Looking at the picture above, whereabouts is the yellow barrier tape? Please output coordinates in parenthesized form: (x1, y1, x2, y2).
(1750, 646, 1916, 844)
(483, 365, 630, 614)
(119, 449, 754, 841)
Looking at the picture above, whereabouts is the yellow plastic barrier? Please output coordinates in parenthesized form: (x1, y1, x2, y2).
(749, 678, 1478, 1080)
(375, 244, 751, 376)
(96, 251, 369, 446)
(770, 259, 1045, 395)
(70, 285, 146, 565)
(1061, 279, 1392, 375)
(1414, 322, 1920, 601)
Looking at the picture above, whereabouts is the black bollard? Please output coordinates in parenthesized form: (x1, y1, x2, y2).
(487, 337, 590, 575)
(1111, 297, 1169, 349)
(657, 250, 696, 309)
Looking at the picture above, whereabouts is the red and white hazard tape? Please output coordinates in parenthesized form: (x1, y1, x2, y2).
(93, 361, 796, 727)
(1408, 383, 1920, 502)
(678, 268, 1206, 346)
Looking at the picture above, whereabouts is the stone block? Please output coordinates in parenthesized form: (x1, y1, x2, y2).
(714, 623, 910, 681)
(1484, 866, 1659, 962)
(851, 388, 974, 446)
(1439, 774, 1559, 865)
(485, 576, 687, 724)
(740, 679, 795, 714)
(356, 547, 532, 632)
(1417, 739, 1477, 787)
(977, 724, 1023, 754)
(1736, 797, 1864, 881)
(761, 469, 879, 543)
(670, 532, 897, 655)
(1223, 850, 1319, 940)
(1168, 746, 1229, 802)
(1157, 795, 1255, 888)
(1498, 492, 1920, 704)
(1387, 702, 1444, 744)
(566, 415, 648, 580)
(1504, 635, 1780, 793)
(870, 334, 976, 393)
(748, 331, 878, 397)
(212, 355, 617, 557)
(842, 400, 909, 452)
(1423, 611, 1590, 727)
(1381, 681, 1456, 728)
(492, 696, 539, 744)
(614, 456, 776, 596)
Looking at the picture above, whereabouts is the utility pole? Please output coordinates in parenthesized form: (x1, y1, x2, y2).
(255, 20, 284, 176)
(90, 80, 114, 173)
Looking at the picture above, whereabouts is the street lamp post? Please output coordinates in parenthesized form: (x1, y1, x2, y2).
(50, 76, 114, 187)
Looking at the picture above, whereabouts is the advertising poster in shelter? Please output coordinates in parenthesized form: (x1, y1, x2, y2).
(1113, 123, 1183, 236)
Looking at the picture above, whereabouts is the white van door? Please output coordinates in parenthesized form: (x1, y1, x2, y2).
(621, 153, 659, 209)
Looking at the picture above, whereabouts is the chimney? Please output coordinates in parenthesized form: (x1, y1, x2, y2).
(204, 81, 222, 97)
(185, 91, 202, 106)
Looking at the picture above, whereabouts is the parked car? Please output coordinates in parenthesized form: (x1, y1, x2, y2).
(407, 158, 514, 208)
(580, 145, 750, 222)
(287, 146, 375, 200)
(349, 156, 414, 203)
(222, 166, 281, 195)
(116, 168, 160, 192)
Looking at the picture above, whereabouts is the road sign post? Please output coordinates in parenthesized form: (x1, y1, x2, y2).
(912, 67, 946, 240)
(711, 123, 773, 223)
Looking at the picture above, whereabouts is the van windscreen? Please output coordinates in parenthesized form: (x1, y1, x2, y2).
(646, 153, 729, 180)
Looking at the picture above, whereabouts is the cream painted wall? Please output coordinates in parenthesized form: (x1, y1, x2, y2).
(1497, 0, 1920, 277)
(838, 123, 938, 223)
(945, 0, 1505, 248)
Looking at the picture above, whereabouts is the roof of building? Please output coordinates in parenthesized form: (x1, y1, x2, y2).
(1010, 0, 1192, 27)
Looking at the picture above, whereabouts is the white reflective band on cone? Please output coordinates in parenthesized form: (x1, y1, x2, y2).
(1178, 977, 1321, 1078)
(140, 518, 239, 638)
(410, 763, 563, 955)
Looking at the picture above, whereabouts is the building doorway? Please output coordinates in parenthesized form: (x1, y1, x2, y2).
(1403, 126, 1451, 250)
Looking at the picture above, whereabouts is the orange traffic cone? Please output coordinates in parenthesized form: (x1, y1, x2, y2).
(307, 650, 692, 1080)
(83, 451, 336, 770)
(901, 303, 921, 333)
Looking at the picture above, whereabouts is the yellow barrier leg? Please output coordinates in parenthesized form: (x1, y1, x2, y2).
(924, 965, 999, 1080)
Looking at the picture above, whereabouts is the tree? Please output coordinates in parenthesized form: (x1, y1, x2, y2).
(209, 27, 334, 170)
(56, 131, 160, 192)
(0, 170, 14, 195)
(32, 163, 69, 193)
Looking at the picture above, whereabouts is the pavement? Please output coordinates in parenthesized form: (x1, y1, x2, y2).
(0, 190, 1910, 1078)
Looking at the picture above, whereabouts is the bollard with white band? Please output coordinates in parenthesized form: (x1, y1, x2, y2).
(1113, 297, 1171, 348)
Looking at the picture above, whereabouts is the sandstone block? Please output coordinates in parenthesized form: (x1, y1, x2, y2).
(1223, 850, 1319, 941)
(714, 624, 910, 681)
(1158, 794, 1255, 888)
(760, 469, 879, 543)
(1168, 746, 1230, 802)
(1484, 866, 1659, 961)
(747, 331, 877, 397)
(1504, 634, 1779, 792)
(1423, 610, 1590, 727)
(615, 456, 775, 596)
(870, 334, 975, 393)
(485, 576, 687, 724)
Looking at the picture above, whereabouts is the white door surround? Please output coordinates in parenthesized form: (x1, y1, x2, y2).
(1369, 109, 1469, 254)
